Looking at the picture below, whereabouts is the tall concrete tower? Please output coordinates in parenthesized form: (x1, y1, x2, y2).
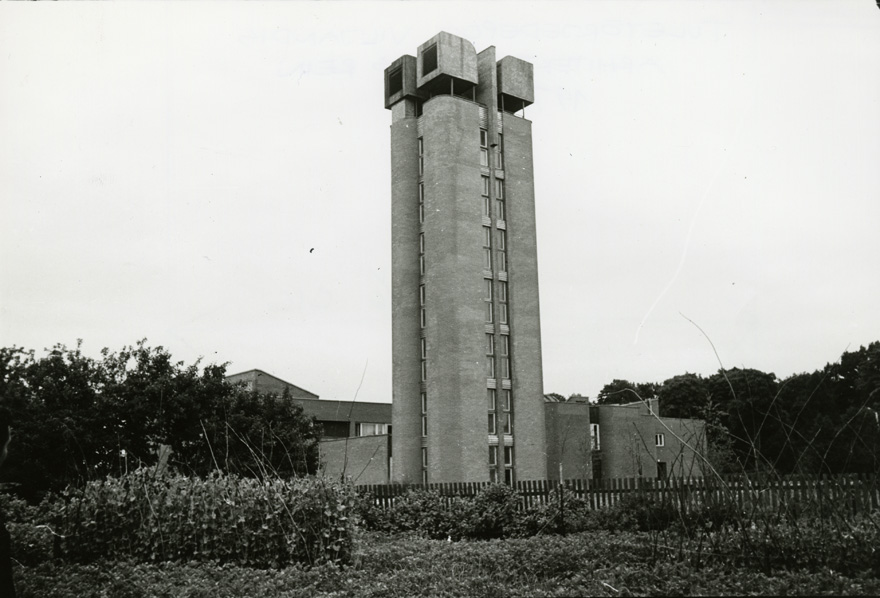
(385, 32, 546, 484)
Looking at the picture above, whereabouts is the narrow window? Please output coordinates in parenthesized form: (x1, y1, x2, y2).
(497, 251, 507, 272)
(422, 470, 428, 485)
(422, 447, 428, 468)
(480, 130, 488, 148)
(494, 133, 504, 169)
(420, 337, 427, 359)
(487, 389, 497, 411)
(590, 424, 600, 451)
(422, 415, 428, 437)
(489, 468, 498, 483)
(488, 413, 497, 435)
(480, 130, 489, 166)
(502, 389, 511, 412)
(420, 307, 426, 329)
(419, 284, 425, 306)
(420, 359, 427, 382)
(503, 414, 512, 435)
(655, 433, 665, 447)
(489, 446, 498, 466)
(498, 281, 508, 303)
(423, 44, 438, 75)
(483, 196, 491, 217)
(418, 138, 424, 176)
(388, 67, 403, 96)
(485, 302, 494, 324)
(419, 233, 425, 254)
(421, 392, 427, 414)
(504, 446, 513, 467)
(481, 175, 490, 196)
(486, 357, 495, 378)
(497, 230, 506, 251)
(501, 356, 510, 379)
(419, 254, 425, 276)
(500, 335, 509, 356)
(486, 333, 495, 356)
(419, 203, 425, 224)
(483, 226, 492, 248)
(496, 200, 505, 221)
(495, 178, 504, 200)
(499, 303, 508, 324)
(418, 182, 424, 203)
(484, 279, 493, 301)
(484, 248, 492, 270)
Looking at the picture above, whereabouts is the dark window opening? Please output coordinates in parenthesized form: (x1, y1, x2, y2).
(317, 420, 350, 439)
(388, 67, 403, 96)
(657, 461, 668, 480)
(423, 44, 438, 75)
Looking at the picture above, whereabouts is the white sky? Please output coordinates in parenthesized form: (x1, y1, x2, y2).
(1, 2, 878, 404)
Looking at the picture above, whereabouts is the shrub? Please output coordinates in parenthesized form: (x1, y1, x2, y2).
(42, 468, 357, 567)
(608, 492, 679, 531)
(356, 484, 523, 540)
(462, 483, 520, 539)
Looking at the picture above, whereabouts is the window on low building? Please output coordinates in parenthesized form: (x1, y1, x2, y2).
(355, 423, 390, 436)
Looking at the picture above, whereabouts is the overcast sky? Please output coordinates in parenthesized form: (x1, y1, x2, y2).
(2, 1, 878, 404)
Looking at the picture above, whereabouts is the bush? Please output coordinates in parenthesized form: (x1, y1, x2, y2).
(462, 483, 520, 539)
(355, 484, 522, 540)
(39, 468, 357, 568)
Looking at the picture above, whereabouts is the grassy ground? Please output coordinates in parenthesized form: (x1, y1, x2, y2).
(14, 530, 880, 597)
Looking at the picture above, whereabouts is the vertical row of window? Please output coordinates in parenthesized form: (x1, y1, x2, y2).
(480, 130, 504, 170)
(483, 228, 508, 277)
(421, 392, 427, 484)
(418, 136, 428, 486)
(486, 389, 513, 433)
(483, 279, 509, 325)
(481, 127, 513, 484)
(488, 445, 515, 484)
(480, 178, 506, 222)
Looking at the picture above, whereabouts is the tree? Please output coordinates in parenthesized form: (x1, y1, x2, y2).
(707, 367, 779, 474)
(596, 379, 658, 405)
(0, 340, 320, 501)
(657, 373, 708, 419)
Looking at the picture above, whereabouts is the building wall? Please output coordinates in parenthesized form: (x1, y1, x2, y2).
(422, 95, 489, 484)
(226, 369, 318, 399)
(389, 104, 424, 484)
(595, 401, 706, 479)
(290, 398, 392, 439)
(504, 111, 547, 481)
(319, 435, 390, 485)
(544, 402, 591, 480)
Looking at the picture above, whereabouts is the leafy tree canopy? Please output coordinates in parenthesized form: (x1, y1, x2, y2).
(0, 340, 319, 501)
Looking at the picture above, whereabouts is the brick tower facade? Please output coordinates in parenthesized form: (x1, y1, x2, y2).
(385, 32, 546, 484)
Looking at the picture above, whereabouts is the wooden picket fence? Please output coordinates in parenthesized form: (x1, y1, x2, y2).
(356, 473, 880, 515)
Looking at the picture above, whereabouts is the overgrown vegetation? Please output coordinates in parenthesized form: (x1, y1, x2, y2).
(4, 469, 357, 568)
(12, 531, 880, 597)
(0, 340, 320, 500)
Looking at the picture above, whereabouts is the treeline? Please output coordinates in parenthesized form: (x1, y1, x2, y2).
(586, 342, 880, 475)
(0, 340, 320, 500)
